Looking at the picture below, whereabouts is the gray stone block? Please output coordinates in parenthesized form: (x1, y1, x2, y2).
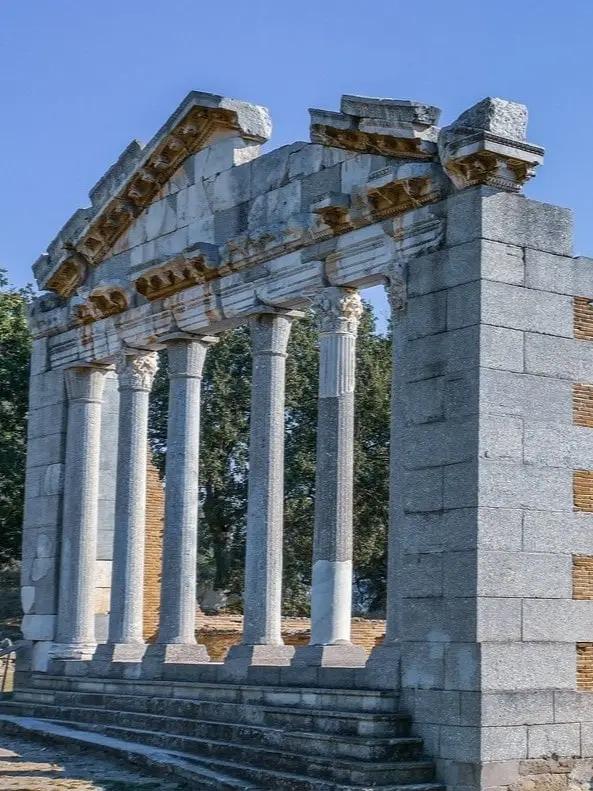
(478, 459, 572, 511)
(480, 690, 554, 727)
(444, 370, 479, 420)
(404, 419, 475, 469)
(407, 291, 447, 339)
(527, 723, 581, 759)
(477, 551, 572, 598)
(444, 461, 479, 509)
(522, 600, 593, 641)
(525, 333, 593, 380)
(404, 376, 445, 425)
(480, 325, 524, 372)
(400, 641, 445, 689)
(447, 281, 480, 330)
(401, 598, 476, 642)
(407, 246, 478, 298)
(205, 161, 251, 211)
(481, 280, 573, 337)
(403, 467, 443, 512)
(478, 507, 523, 551)
(525, 249, 593, 297)
(579, 722, 593, 756)
(479, 415, 523, 461)
(554, 691, 593, 722)
(23, 495, 62, 529)
(399, 508, 478, 554)
(481, 368, 572, 424)
(21, 614, 55, 641)
(477, 597, 522, 641)
(439, 725, 480, 761)
(300, 164, 341, 210)
(482, 240, 525, 286)
(413, 689, 462, 725)
(482, 726, 528, 761)
(523, 511, 593, 553)
(444, 643, 480, 690)
(442, 551, 477, 597)
(404, 326, 479, 382)
(400, 553, 443, 597)
(524, 421, 593, 468)
(481, 643, 576, 691)
(25, 432, 66, 469)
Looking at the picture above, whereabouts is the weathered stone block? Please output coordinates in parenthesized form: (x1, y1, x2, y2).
(481, 643, 576, 690)
(480, 690, 555, 727)
(477, 597, 522, 641)
(527, 723, 581, 759)
(479, 415, 523, 461)
(480, 368, 572, 424)
(480, 325, 524, 372)
(525, 249, 593, 296)
(447, 281, 480, 330)
(403, 467, 443, 512)
(478, 551, 572, 598)
(406, 291, 447, 339)
(482, 280, 573, 337)
(523, 600, 593, 641)
(479, 459, 572, 511)
(526, 333, 593, 380)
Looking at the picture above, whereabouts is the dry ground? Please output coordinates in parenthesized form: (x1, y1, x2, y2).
(0, 734, 185, 790)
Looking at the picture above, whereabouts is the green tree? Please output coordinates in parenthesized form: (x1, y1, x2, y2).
(0, 271, 32, 563)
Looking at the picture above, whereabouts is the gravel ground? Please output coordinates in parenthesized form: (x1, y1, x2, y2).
(0, 734, 186, 790)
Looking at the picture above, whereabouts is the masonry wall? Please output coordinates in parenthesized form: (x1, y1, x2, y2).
(393, 187, 593, 791)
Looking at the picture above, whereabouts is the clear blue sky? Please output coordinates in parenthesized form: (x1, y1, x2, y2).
(1, 0, 592, 293)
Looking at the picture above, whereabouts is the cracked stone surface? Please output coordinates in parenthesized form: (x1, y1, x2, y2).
(0, 734, 184, 790)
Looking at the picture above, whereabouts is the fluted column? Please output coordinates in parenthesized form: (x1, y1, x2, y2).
(54, 365, 109, 660)
(296, 287, 366, 667)
(228, 312, 296, 665)
(105, 351, 158, 657)
(155, 336, 215, 662)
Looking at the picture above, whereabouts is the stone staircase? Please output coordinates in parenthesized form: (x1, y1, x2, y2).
(0, 676, 443, 790)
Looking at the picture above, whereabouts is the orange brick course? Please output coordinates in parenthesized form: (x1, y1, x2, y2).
(573, 470, 593, 512)
(573, 555, 593, 600)
(577, 643, 593, 690)
(573, 384, 593, 428)
(574, 297, 593, 340)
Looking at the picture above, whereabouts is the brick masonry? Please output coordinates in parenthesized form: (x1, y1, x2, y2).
(573, 470, 593, 512)
(573, 384, 593, 428)
(577, 642, 593, 690)
(574, 297, 593, 340)
(573, 555, 593, 600)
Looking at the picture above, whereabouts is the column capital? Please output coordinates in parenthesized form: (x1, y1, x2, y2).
(116, 350, 159, 391)
(64, 365, 109, 403)
(250, 312, 294, 357)
(166, 335, 217, 379)
(312, 287, 363, 335)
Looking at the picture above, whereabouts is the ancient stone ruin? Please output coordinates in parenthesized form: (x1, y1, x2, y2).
(3, 89, 593, 790)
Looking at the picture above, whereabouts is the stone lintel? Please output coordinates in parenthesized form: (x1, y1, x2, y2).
(292, 643, 367, 668)
(225, 643, 296, 667)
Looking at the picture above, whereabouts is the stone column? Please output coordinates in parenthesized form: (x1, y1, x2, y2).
(98, 351, 158, 663)
(296, 287, 366, 666)
(53, 365, 109, 660)
(154, 336, 215, 663)
(227, 312, 295, 666)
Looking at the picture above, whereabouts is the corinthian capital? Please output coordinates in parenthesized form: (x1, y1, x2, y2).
(116, 351, 159, 391)
(312, 287, 363, 335)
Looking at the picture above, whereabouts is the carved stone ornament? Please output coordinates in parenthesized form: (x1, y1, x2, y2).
(134, 244, 220, 301)
(46, 254, 87, 298)
(116, 351, 159, 391)
(363, 165, 444, 219)
(74, 282, 131, 324)
(313, 287, 364, 335)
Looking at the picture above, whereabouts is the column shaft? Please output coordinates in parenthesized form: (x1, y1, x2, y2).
(242, 314, 293, 646)
(108, 352, 158, 646)
(310, 288, 363, 646)
(55, 365, 108, 658)
(158, 338, 212, 646)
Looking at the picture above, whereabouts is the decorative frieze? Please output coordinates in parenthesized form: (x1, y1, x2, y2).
(135, 244, 220, 301)
(363, 165, 444, 219)
(74, 282, 131, 324)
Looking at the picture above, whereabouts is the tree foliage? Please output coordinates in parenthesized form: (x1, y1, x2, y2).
(149, 303, 391, 616)
(0, 271, 32, 563)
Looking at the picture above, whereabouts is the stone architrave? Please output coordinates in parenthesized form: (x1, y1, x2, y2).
(227, 312, 296, 666)
(295, 287, 366, 666)
(154, 336, 215, 663)
(53, 365, 109, 660)
(102, 351, 158, 660)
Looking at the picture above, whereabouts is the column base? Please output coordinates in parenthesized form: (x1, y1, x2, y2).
(141, 642, 210, 678)
(90, 642, 147, 676)
(226, 643, 295, 667)
(49, 642, 96, 661)
(292, 642, 367, 668)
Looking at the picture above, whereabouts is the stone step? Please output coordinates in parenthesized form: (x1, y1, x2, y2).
(1, 700, 421, 762)
(0, 714, 261, 790)
(14, 688, 409, 736)
(57, 719, 437, 786)
(0, 712, 444, 791)
(29, 672, 398, 713)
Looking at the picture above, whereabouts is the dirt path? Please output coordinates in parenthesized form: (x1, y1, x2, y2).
(0, 733, 185, 790)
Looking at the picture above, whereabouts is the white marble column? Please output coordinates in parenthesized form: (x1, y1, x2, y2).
(155, 336, 214, 662)
(103, 351, 158, 658)
(296, 287, 366, 666)
(228, 312, 295, 665)
(54, 365, 109, 660)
